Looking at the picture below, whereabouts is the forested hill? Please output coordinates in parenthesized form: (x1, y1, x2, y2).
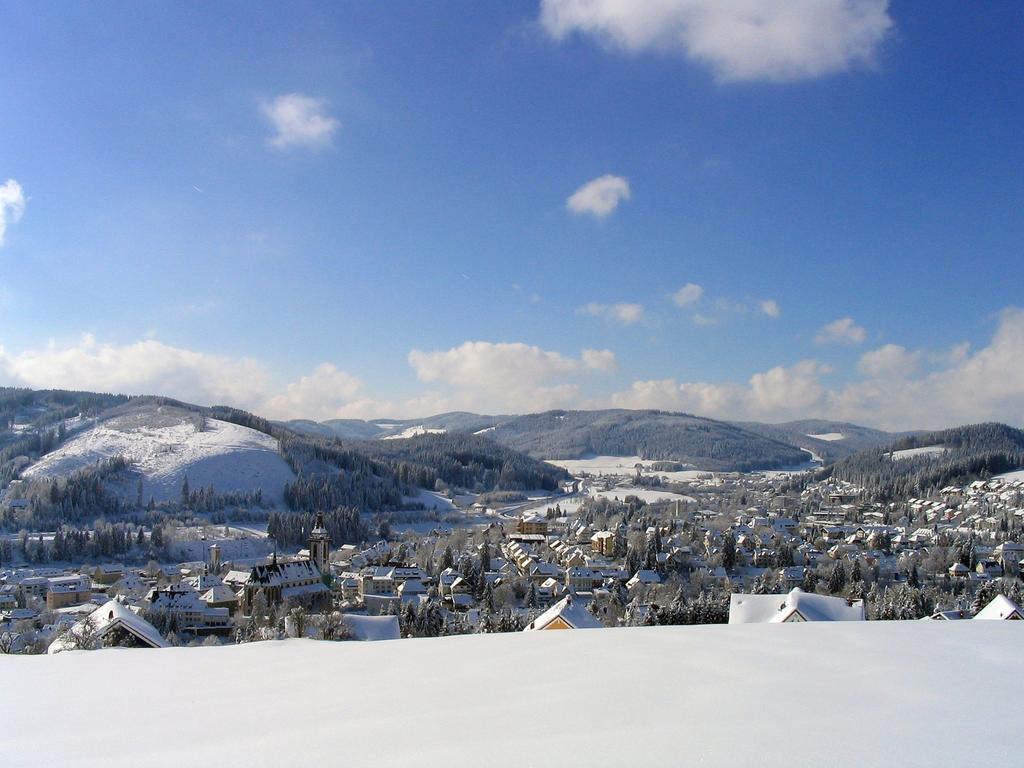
(732, 419, 905, 463)
(483, 410, 808, 470)
(286, 409, 814, 471)
(821, 422, 1024, 499)
(0, 390, 569, 529)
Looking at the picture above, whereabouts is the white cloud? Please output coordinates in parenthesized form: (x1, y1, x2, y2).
(582, 348, 619, 372)
(0, 179, 26, 247)
(672, 283, 704, 307)
(759, 299, 781, 319)
(261, 363, 365, 421)
(815, 317, 867, 345)
(540, 0, 894, 83)
(856, 344, 920, 378)
(579, 301, 645, 325)
(408, 341, 615, 413)
(567, 174, 631, 218)
(0, 334, 267, 407)
(611, 359, 830, 422)
(260, 93, 340, 149)
(611, 308, 1024, 430)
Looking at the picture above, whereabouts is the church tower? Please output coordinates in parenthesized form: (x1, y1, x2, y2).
(309, 511, 330, 575)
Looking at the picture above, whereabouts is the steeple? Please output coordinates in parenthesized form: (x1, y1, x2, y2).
(310, 511, 330, 575)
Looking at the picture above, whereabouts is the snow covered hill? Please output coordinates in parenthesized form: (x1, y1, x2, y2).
(3, 621, 1021, 767)
(21, 404, 295, 505)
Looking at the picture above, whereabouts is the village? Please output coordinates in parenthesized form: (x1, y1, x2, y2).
(3, 462, 1024, 654)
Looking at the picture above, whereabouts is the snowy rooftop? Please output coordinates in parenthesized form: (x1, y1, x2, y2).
(729, 588, 865, 623)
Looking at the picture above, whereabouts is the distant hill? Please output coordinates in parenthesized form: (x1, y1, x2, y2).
(822, 422, 1024, 498)
(0, 390, 569, 530)
(732, 419, 907, 463)
(21, 402, 297, 505)
(288, 409, 811, 472)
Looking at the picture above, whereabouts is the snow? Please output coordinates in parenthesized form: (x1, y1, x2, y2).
(22, 411, 296, 504)
(547, 455, 713, 482)
(473, 426, 496, 435)
(890, 445, 947, 461)
(729, 588, 865, 623)
(546, 455, 648, 475)
(341, 614, 401, 641)
(994, 469, 1024, 481)
(403, 489, 457, 512)
(4, 622, 1023, 767)
(807, 432, 845, 441)
(589, 486, 696, 505)
(381, 425, 447, 440)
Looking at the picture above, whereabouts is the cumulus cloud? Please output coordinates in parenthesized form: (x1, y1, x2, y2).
(581, 348, 619, 372)
(815, 317, 867, 346)
(261, 363, 365, 421)
(408, 341, 616, 413)
(857, 344, 920, 378)
(567, 174, 631, 218)
(672, 283, 704, 308)
(579, 301, 645, 325)
(611, 359, 831, 422)
(759, 299, 781, 319)
(260, 93, 340, 149)
(0, 334, 268, 406)
(610, 308, 1024, 429)
(540, 0, 894, 83)
(0, 179, 26, 246)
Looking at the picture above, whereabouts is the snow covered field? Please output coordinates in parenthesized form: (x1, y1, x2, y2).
(807, 432, 845, 441)
(890, 445, 947, 460)
(3, 622, 1021, 767)
(403, 488, 457, 512)
(995, 469, 1024, 481)
(546, 455, 649, 475)
(588, 486, 696, 504)
(22, 409, 296, 504)
(382, 425, 446, 440)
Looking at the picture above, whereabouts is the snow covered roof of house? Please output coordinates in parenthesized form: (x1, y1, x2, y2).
(201, 585, 239, 604)
(524, 595, 602, 631)
(48, 599, 168, 653)
(729, 588, 865, 624)
(341, 614, 400, 641)
(974, 594, 1024, 620)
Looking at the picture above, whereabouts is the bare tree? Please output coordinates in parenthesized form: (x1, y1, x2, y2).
(318, 611, 351, 641)
(0, 629, 18, 654)
(57, 614, 101, 651)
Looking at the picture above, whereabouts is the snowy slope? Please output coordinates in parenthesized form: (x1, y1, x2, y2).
(4, 621, 1022, 767)
(21, 405, 295, 504)
(890, 445, 947, 460)
(807, 432, 845, 441)
(381, 425, 447, 440)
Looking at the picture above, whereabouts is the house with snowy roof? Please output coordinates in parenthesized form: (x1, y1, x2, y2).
(523, 594, 602, 631)
(146, 584, 231, 632)
(626, 570, 661, 592)
(46, 575, 93, 610)
(728, 588, 865, 624)
(243, 554, 329, 607)
(48, 599, 168, 653)
(974, 594, 1024, 620)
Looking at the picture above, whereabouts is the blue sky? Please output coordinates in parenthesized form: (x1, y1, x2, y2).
(1, 1, 1023, 429)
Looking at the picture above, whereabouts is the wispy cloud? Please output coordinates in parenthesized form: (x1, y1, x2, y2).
(260, 93, 340, 150)
(759, 299, 781, 319)
(672, 283, 704, 308)
(578, 301, 645, 325)
(567, 174, 631, 218)
(815, 317, 867, 346)
(0, 179, 26, 247)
